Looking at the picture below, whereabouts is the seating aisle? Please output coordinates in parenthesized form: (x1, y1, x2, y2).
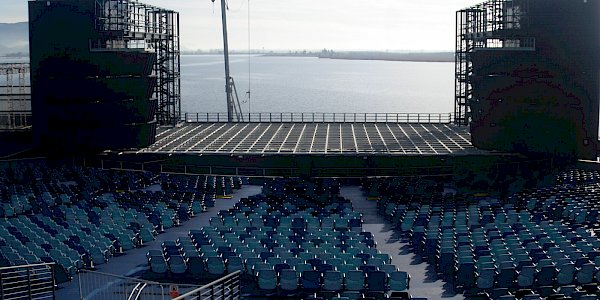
(341, 186, 464, 300)
(56, 185, 262, 300)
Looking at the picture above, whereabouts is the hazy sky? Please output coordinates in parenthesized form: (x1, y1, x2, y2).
(2, 0, 484, 51)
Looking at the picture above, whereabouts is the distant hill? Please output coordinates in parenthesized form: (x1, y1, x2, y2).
(321, 51, 454, 63)
(263, 50, 455, 63)
(0, 22, 29, 57)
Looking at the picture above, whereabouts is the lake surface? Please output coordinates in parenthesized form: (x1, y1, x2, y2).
(0, 55, 455, 114)
(181, 55, 455, 115)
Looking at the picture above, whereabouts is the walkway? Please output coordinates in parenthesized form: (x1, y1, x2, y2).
(341, 186, 464, 300)
(55, 185, 262, 300)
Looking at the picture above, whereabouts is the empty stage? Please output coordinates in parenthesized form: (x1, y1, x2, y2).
(95, 122, 546, 178)
(141, 123, 486, 155)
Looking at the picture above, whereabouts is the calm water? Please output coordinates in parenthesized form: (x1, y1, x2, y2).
(181, 55, 454, 114)
(0, 55, 455, 114)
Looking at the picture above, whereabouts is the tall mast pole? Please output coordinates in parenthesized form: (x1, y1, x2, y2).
(218, 0, 233, 122)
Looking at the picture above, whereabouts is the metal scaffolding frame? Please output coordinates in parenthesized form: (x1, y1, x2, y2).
(0, 63, 31, 130)
(455, 0, 533, 126)
(93, 0, 181, 126)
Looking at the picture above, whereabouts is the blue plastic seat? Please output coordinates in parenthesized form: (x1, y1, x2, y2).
(149, 256, 168, 274)
(295, 263, 313, 273)
(168, 255, 187, 274)
(206, 256, 226, 275)
(367, 257, 384, 267)
(576, 263, 595, 284)
(359, 265, 377, 273)
(317, 263, 334, 274)
(356, 253, 371, 263)
(366, 270, 387, 291)
(389, 271, 409, 291)
(476, 268, 495, 289)
(307, 258, 322, 267)
(188, 256, 205, 276)
(301, 270, 321, 290)
(456, 262, 476, 288)
(258, 269, 278, 290)
(345, 270, 365, 291)
(279, 269, 299, 291)
(535, 259, 556, 286)
(380, 264, 397, 274)
(245, 257, 262, 274)
(226, 256, 243, 273)
(518, 265, 535, 288)
(274, 263, 291, 273)
(557, 262, 575, 285)
(323, 270, 343, 291)
(253, 262, 271, 276)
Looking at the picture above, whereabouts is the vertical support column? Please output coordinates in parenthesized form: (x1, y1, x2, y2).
(219, 0, 234, 122)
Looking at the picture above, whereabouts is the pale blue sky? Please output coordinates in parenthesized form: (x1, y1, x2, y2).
(1, 0, 483, 51)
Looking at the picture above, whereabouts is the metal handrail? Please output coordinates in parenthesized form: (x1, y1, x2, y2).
(173, 270, 241, 300)
(0, 262, 55, 272)
(0, 262, 55, 300)
(77, 269, 191, 300)
(128, 282, 147, 300)
(181, 112, 454, 124)
(78, 269, 163, 285)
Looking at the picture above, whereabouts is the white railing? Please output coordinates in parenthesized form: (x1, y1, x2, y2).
(77, 269, 199, 300)
(182, 112, 454, 124)
(173, 270, 241, 300)
(0, 263, 56, 300)
(0, 110, 31, 130)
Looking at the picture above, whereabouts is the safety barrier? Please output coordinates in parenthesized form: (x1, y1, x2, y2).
(182, 112, 454, 124)
(173, 270, 241, 300)
(0, 262, 56, 300)
(77, 269, 199, 300)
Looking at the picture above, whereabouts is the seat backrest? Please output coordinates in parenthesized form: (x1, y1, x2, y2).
(295, 263, 313, 273)
(557, 262, 575, 285)
(389, 271, 408, 291)
(274, 263, 291, 273)
(279, 268, 298, 290)
(522, 295, 542, 300)
(380, 264, 397, 274)
(476, 268, 496, 289)
(518, 266, 535, 287)
(345, 270, 365, 291)
(258, 269, 277, 290)
(368, 257, 384, 266)
(366, 270, 387, 291)
(245, 257, 262, 273)
(323, 271, 342, 291)
(301, 270, 321, 289)
(226, 256, 243, 272)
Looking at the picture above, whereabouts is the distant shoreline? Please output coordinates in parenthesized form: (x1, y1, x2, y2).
(320, 56, 453, 63)
(181, 51, 455, 63)
(263, 52, 454, 63)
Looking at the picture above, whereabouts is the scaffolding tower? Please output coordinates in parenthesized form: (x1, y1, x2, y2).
(93, 0, 181, 126)
(0, 63, 31, 130)
(455, 0, 533, 126)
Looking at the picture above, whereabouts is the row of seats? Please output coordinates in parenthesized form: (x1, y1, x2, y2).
(368, 174, 600, 300)
(145, 178, 416, 299)
(0, 163, 242, 284)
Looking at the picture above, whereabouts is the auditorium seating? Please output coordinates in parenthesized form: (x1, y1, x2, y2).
(142, 178, 414, 299)
(0, 162, 242, 283)
(370, 172, 600, 300)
